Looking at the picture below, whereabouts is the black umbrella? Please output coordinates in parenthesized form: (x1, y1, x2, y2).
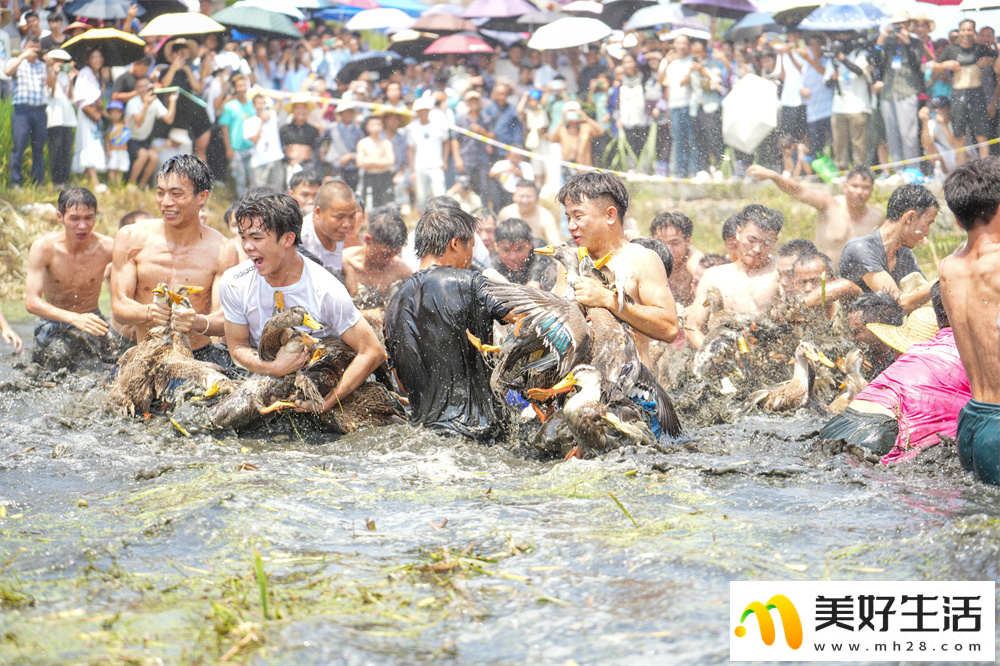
(136, 0, 194, 22)
(600, 0, 657, 29)
(336, 50, 405, 84)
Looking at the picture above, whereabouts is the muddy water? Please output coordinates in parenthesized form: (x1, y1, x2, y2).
(1, 320, 999, 664)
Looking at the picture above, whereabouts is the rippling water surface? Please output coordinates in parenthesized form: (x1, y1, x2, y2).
(1, 322, 999, 664)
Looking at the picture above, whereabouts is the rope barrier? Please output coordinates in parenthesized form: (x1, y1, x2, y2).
(250, 87, 996, 186)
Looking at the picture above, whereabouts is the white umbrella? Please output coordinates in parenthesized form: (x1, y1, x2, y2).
(722, 74, 778, 154)
(232, 0, 304, 20)
(624, 2, 685, 30)
(958, 0, 1000, 9)
(563, 0, 603, 14)
(346, 7, 415, 31)
(138, 12, 226, 37)
(662, 27, 711, 41)
(527, 16, 612, 50)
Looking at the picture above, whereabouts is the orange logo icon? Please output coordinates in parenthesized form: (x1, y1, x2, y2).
(735, 594, 803, 649)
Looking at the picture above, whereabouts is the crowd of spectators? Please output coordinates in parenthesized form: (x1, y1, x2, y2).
(4, 4, 999, 198)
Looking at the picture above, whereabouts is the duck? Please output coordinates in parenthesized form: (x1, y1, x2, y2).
(691, 287, 761, 381)
(827, 349, 871, 415)
(742, 341, 835, 414)
(258, 381, 407, 434)
(257, 306, 322, 361)
(549, 364, 657, 459)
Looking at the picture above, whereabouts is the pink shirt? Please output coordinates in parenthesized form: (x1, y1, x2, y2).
(853, 328, 971, 464)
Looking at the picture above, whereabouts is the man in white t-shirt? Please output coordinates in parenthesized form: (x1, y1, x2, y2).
(300, 179, 356, 274)
(407, 96, 449, 208)
(221, 190, 384, 412)
(662, 35, 697, 178)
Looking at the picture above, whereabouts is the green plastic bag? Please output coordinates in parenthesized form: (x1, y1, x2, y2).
(811, 154, 838, 183)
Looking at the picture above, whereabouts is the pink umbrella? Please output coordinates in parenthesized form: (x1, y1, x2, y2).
(424, 33, 493, 55)
(461, 0, 536, 19)
(335, 0, 379, 9)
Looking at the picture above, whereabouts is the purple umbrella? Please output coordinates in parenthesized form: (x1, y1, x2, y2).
(681, 0, 758, 20)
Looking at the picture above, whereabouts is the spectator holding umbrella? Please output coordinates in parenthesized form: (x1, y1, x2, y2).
(6, 33, 49, 188)
(72, 46, 107, 192)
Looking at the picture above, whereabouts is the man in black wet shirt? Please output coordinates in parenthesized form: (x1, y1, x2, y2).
(383, 205, 512, 444)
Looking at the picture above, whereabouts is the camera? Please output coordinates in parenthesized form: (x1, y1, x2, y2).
(823, 37, 862, 59)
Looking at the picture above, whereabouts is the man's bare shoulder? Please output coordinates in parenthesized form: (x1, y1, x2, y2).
(388, 256, 414, 279)
(701, 262, 736, 283)
(116, 219, 165, 248)
(342, 246, 365, 268)
(497, 204, 516, 221)
(29, 230, 64, 256)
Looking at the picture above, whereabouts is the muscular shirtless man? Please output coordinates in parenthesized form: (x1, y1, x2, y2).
(558, 171, 678, 365)
(110, 155, 240, 364)
(747, 165, 883, 262)
(25, 187, 113, 362)
(685, 204, 785, 350)
(939, 159, 1000, 484)
(650, 211, 704, 308)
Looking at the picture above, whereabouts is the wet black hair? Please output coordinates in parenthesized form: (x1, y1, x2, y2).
(736, 204, 785, 234)
(368, 209, 407, 250)
(57, 187, 98, 215)
(846, 165, 874, 183)
(960, 18, 976, 30)
(288, 167, 323, 191)
(119, 209, 153, 228)
(777, 238, 817, 257)
(943, 158, 1000, 230)
(156, 154, 213, 195)
(471, 206, 496, 222)
(223, 201, 238, 228)
(631, 237, 673, 279)
(414, 205, 477, 259)
(314, 179, 355, 212)
(930, 282, 948, 329)
(792, 251, 834, 278)
(515, 179, 537, 192)
(650, 211, 692, 239)
(558, 171, 629, 225)
(699, 253, 729, 269)
(847, 291, 904, 327)
(233, 190, 302, 246)
(495, 218, 533, 245)
(721, 215, 739, 241)
(426, 195, 461, 210)
(885, 184, 938, 222)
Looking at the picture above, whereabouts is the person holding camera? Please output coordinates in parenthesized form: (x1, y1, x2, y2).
(45, 48, 75, 188)
(875, 11, 925, 170)
(824, 33, 873, 171)
(5, 33, 49, 187)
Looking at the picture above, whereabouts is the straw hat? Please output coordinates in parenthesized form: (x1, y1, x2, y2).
(373, 106, 411, 127)
(64, 21, 91, 35)
(0, 8, 12, 29)
(284, 92, 317, 113)
(888, 10, 911, 25)
(911, 13, 936, 33)
(867, 307, 939, 354)
(48, 49, 73, 61)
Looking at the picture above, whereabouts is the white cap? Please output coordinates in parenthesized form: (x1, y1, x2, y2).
(412, 96, 434, 112)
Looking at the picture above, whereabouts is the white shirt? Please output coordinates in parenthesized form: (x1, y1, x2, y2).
(779, 53, 804, 107)
(300, 212, 344, 272)
(665, 57, 692, 110)
(125, 95, 168, 141)
(243, 113, 284, 168)
(491, 159, 535, 193)
(826, 51, 872, 115)
(220, 256, 361, 348)
(407, 119, 448, 170)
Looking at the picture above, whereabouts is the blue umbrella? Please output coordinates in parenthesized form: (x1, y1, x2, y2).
(796, 4, 885, 32)
(378, 0, 428, 17)
(724, 11, 784, 40)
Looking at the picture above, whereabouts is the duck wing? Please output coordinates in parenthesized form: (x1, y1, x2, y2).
(622, 363, 682, 438)
(585, 307, 640, 386)
(481, 282, 591, 381)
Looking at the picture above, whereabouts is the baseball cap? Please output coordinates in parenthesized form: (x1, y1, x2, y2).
(108, 100, 125, 111)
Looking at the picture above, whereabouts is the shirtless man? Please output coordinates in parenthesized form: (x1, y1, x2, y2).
(747, 165, 882, 262)
(25, 187, 113, 362)
(685, 204, 785, 350)
(110, 155, 240, 364)
(559, 171, 678, 365)
(343, 210, 412, 323)
(939, 159, 1000, 485)
(300, 180, 357, 274)
(499, 180, 562, 245)
(650, 212, 704, 308)
(547, 100, 604, 168)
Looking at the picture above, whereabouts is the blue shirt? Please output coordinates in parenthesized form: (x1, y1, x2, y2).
(492, 103, 523, 153)
(10, 57, 46, 106)
(219, 98, 256, 151)
(802, 56, 833, 123)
